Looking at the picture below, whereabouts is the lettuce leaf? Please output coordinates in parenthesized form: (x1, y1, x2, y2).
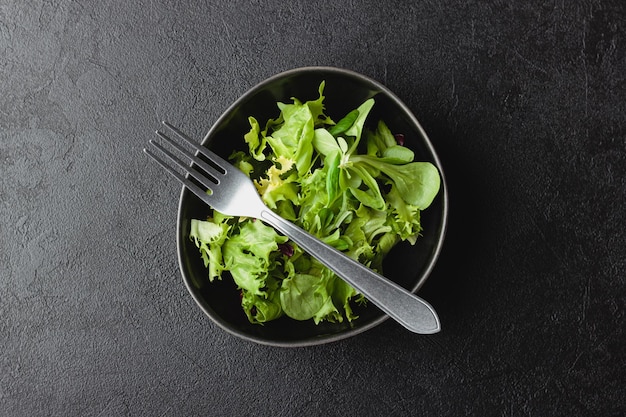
(280, 272, 339, 323)
(189, 82, 441, 325)
(189, 216, 230, 281)
(222, 220, 288, 297)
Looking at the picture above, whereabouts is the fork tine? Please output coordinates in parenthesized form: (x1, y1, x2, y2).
(147, 139, 216, 193)
(143, 147, 213, 204)
(161, 121, 230, 173)
(154, 130, 224, 182)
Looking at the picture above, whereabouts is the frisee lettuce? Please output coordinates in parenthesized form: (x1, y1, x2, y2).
(189, 81, 440, 325)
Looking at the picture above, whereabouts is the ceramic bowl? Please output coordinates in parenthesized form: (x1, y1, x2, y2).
(176, 67, 448, 347)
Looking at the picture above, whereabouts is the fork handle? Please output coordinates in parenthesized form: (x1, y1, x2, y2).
(259, 209, 441, 334)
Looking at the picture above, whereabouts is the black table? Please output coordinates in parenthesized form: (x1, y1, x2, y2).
(2, 1, 624, 415)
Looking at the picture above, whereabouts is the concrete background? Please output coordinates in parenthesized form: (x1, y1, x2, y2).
(1, 1, 624, 415)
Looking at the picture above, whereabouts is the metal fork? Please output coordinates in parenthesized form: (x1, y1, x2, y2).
(144, 121, 440, 334)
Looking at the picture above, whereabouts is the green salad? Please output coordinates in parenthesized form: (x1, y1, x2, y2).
(189, 82, 440, 325)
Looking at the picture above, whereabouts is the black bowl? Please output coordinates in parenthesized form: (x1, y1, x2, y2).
(177, 67, 448, 347)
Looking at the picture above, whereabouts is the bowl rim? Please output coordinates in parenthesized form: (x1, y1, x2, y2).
(176, 66, 449, 347)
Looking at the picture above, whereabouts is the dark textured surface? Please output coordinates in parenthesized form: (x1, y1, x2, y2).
(1, 1, 624, 416)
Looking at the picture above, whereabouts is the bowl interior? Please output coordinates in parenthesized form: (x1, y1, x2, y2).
(177, 67, 448, 346)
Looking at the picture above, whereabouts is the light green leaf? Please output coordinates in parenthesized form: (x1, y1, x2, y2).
(306, 81, 334, 126)
(280, 273, 331, 321)
(241, 277, 283, 323)
(353, 156, 441, 209)
(337, 137, 349, 154)
(189, 218, 230, 281)
(223, 220, 287, 296)
(346, 165, 386, 210)
(243, 117, 267, 161)
(382, 161, 441, 209)
(382, 145, 414, 164)
(344, 98, 375, 139)
(313, 128, 340, 157)
(324, 150, 341, 203)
